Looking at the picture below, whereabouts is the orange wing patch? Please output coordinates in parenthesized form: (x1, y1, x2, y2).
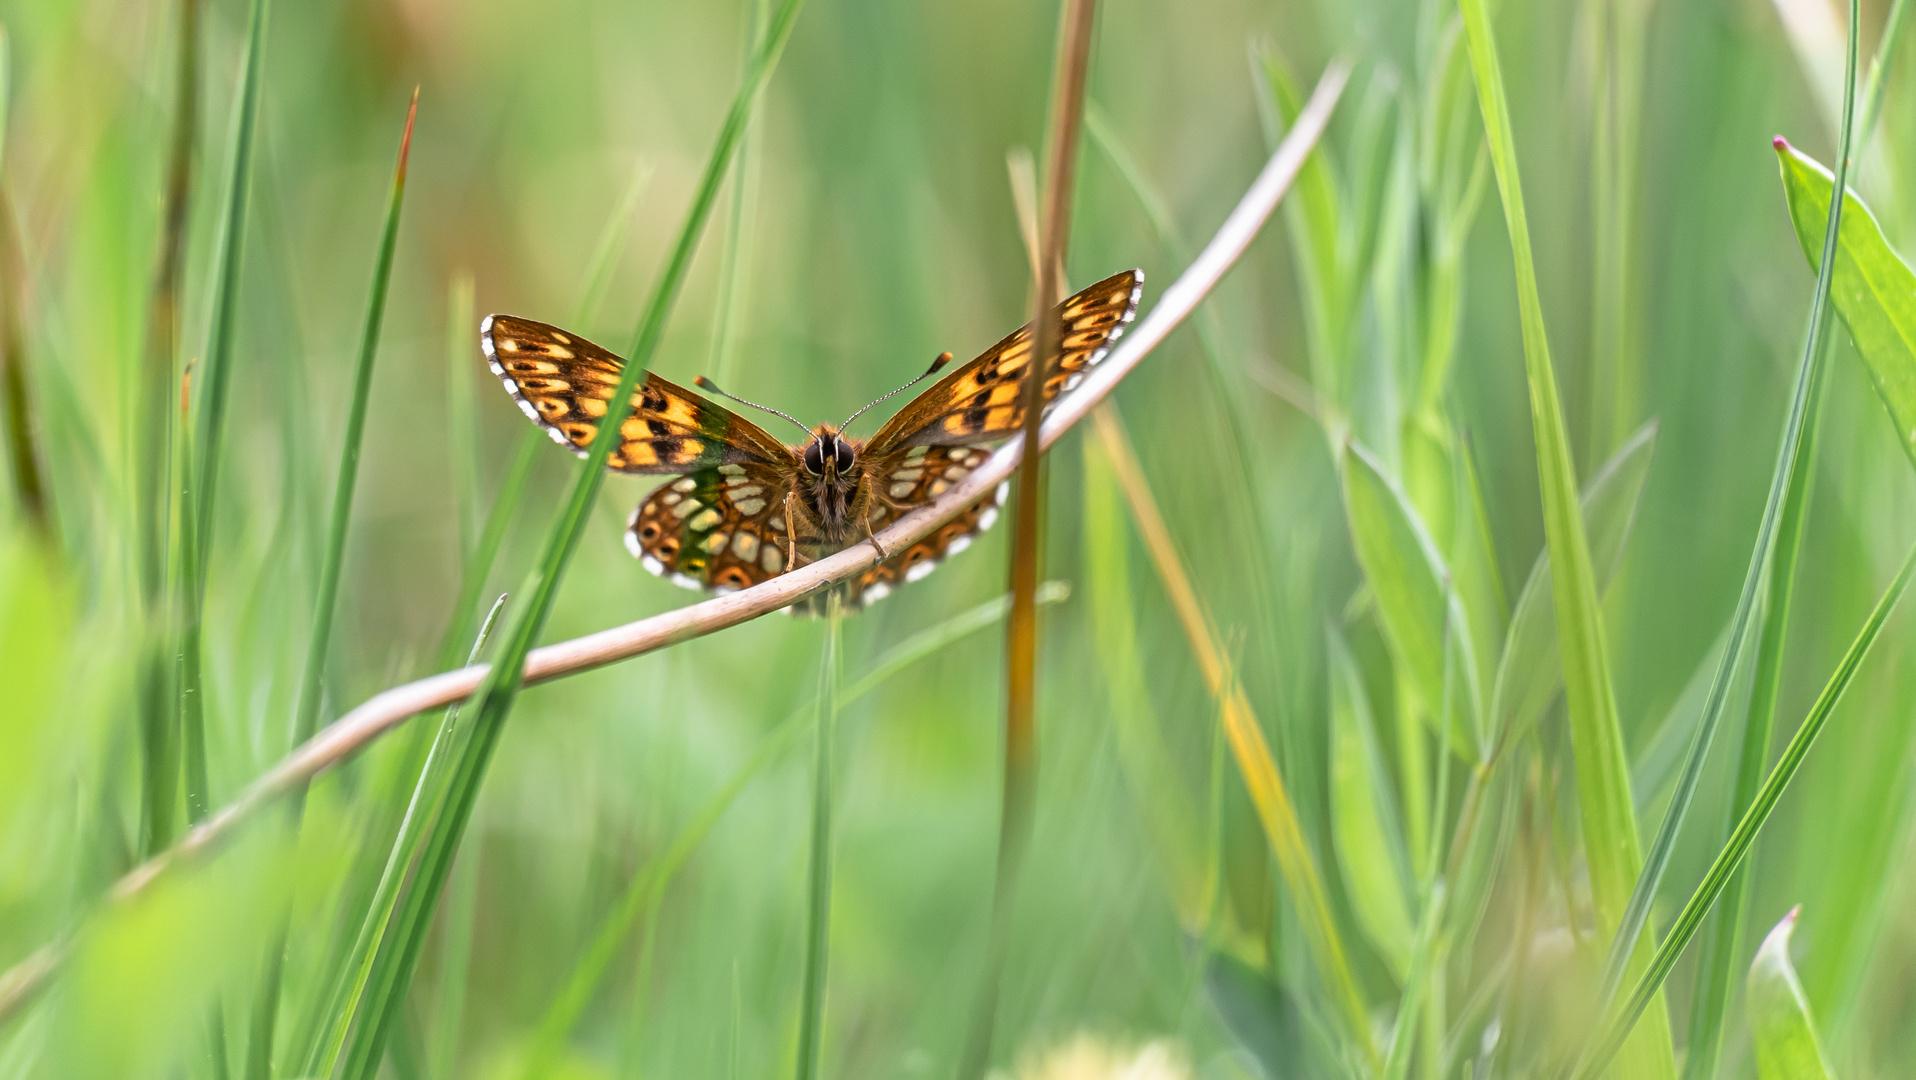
(865, 269, 1142, 453)
(483, 314, 789, 474)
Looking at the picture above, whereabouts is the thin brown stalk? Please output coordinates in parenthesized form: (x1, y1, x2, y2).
(0, 190, 45, 536)
(965, 0, 1099, 1069)
(0, 61, 1346, 1024)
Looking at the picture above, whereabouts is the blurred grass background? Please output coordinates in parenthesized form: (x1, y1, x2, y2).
(4, 0, 1916, 1077)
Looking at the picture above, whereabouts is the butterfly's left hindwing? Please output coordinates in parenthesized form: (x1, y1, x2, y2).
(483, 314, 790, 474)
(626, 461, 797, 592)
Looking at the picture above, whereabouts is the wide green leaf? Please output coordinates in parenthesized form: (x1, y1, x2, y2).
(1204, 953, 1315, 1080)
(1342, 440, 1479, 756)
(1777, 139, 1916, 473)
(1747, 909, 1836, 1080)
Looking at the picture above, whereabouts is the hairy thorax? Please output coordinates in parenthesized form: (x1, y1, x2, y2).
(796, 426, 875, 548)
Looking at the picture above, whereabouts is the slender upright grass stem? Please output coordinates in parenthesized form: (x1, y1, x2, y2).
(311, 593, 505, 1079)
(1685, 21, 1908, 1070)
(1461, 0, 1692, 1072)
(1578, 0, 1862, 1058)
(1683, 344, 1828, 1080)
(794, 597, 840, 1080)
(177, 0, 271, 827)
(134, 0, 201, 859)
(245, 88, 416, 1080)
(711, 0, 768, 390)
(1575, 539, 1916, 1079)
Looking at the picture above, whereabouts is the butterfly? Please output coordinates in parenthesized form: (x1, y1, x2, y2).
(482, 267, 1143, 613)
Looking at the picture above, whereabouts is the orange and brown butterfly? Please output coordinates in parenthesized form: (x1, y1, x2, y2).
(481, 267, 1143, 613)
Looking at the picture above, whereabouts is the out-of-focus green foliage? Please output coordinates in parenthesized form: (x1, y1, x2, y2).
(8, 0, 1916, 1078)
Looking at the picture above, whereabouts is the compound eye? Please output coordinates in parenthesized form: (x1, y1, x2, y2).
(835, 440, 855, 471)
(802, 441, 824, 474)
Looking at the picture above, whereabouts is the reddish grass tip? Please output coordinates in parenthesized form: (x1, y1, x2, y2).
(1773, 135, 1790, 151)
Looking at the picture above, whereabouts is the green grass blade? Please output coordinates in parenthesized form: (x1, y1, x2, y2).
(331, 6, 806, 1074)
(308, 593, 505, 1079)
(244, 90, 416, 1080)
(709, 0, 765, 389)
(1747, 909, 1836, 1080)
(1487, 421, 1656, 751)
(794, 598, 840, 1080)
(1857, 0, 1911, 158)
(1457, 0, 1678, 1074)
(1093, 406, 1375, 1063)
(1684, 344, 1828, 1080)
(1581, 2, 1862, 1056)
(315, 133, 665, 1078)
(426, 837, 480, 1080)
(576, 157, 653, 336)
(289, 87, 416, 779)
(1380, 884, 1446, 1080)
(177, 0, 271, 827)
(1576, 539, 1916, 1079)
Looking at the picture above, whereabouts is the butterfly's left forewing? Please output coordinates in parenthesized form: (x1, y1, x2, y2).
(864, 268, 1142, 454)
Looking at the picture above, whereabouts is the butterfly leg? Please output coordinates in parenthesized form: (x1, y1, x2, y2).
(784, 491, 800, 570)
(861, 515, 889, 560)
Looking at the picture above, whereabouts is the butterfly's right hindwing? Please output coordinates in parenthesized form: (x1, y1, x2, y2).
(483, 314, 789, 474)
(627, 461, 797, 593)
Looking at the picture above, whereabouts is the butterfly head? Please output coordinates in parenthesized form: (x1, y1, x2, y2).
(802, 424, 857, 479)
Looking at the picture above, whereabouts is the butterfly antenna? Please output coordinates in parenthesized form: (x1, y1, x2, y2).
(694, 376, 816, 440)
(840, 351, 955, 432)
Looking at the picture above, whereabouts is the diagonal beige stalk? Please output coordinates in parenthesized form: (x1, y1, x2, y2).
(1092, 406, 1377, 1064)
